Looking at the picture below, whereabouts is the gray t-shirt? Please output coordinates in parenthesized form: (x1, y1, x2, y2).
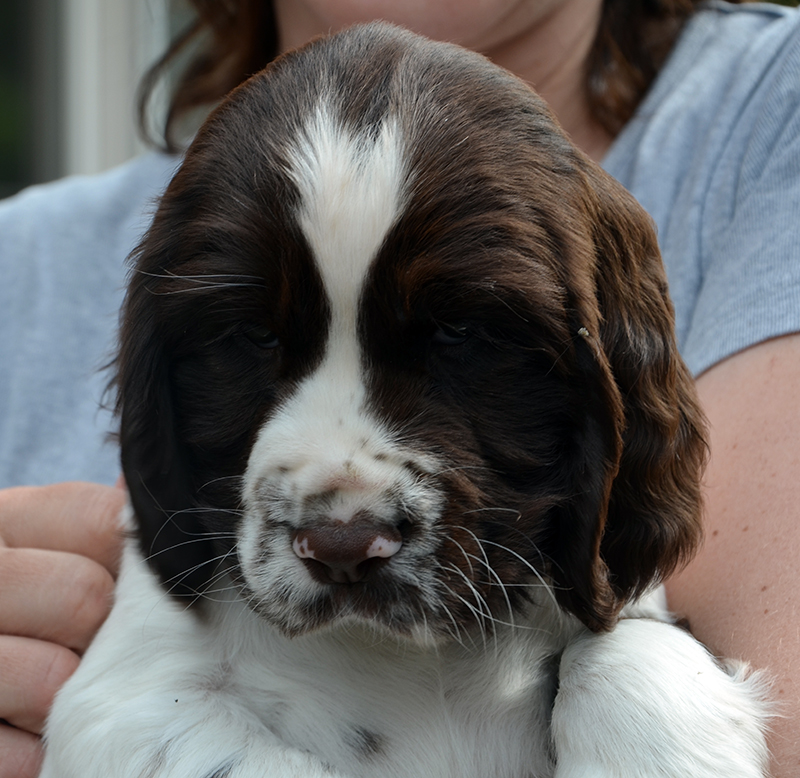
(603, 0, 800, 375)
(2, 1, 800, 488)
(0, 153, 179, 487)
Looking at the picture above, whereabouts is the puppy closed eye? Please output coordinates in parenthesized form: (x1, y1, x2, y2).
(432, 321, 471, 346)
(240, 324, 280, 350)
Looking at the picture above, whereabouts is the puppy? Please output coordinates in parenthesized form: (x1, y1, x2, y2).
(41, 23, 770, 778)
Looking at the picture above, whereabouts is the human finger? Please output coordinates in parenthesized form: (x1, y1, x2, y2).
(0, 482, 126, 577)
(0, 635, 79, 735)
(0, 547, 115, 652)
(0, 722, 43, 778)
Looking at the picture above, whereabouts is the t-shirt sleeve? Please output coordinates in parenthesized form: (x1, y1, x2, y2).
(682, 21, 800, 375)
(0, 153, 177, 487)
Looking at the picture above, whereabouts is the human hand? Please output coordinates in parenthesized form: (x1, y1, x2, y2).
(0, 481, 125, 778)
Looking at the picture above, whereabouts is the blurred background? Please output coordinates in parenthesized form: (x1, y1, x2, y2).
(3, 0, 799, 199)
(0, 0, 187, 199)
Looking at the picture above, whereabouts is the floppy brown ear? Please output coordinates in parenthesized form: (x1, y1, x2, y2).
(551, 162, 707, 631)
(114, 251, 216, 602)
(590, 168, 707, 602)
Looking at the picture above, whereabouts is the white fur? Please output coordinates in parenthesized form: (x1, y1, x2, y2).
(552, 620, 771, 778)
(42, 539, 560, 778)
(288, 104, 407, 315)
(41, 537, 770, 778)
(244, 104, 417, 531)
(239, 107, 445, 635)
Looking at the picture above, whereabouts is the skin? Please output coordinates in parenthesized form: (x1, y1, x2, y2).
(0, 482, 124, 778)
(668, 333, 800, 774)
(0, 1, 796, 775)
(273, 0, 613, 159)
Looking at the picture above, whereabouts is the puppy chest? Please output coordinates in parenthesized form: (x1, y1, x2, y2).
(226, 639, 558, 778)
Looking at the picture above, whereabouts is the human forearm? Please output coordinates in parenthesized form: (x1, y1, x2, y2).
(666, 333, 800, 776)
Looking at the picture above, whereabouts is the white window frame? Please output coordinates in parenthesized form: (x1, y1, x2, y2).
(62, 0, 170, 176)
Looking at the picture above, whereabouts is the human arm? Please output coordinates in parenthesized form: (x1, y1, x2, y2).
(666, 332, 800, 777)
(0, 482, 125, 778)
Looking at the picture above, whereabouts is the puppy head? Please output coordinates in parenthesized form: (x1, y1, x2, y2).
(116, 23, 705, 639)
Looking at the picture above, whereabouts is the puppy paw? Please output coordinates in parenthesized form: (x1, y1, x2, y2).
(552, 620, 770, 778)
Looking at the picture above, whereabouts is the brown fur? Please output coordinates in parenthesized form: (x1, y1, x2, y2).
(116, 24, 706, 635)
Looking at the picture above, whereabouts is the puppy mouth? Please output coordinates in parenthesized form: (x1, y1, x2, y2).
(243, 568, 432, 640)
(233, 504, 547, 643)
(233, 452, 547, 640)
(233, 511, 445, 638)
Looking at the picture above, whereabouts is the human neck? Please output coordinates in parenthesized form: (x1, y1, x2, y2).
(274, 0, 612, 161)
(474, 0, 612, 161)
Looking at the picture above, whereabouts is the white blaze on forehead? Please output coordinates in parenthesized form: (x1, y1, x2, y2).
(242, 104, 412, 516)
(287, 103, 408, 329)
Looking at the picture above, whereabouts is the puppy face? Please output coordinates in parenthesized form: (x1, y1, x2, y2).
(116, 23, 706, 639)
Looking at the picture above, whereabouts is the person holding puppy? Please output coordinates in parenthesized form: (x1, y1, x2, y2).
(1, 0, 799, 775)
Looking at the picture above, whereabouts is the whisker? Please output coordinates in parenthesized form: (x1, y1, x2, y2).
(431, 587, 467, 649)
(430, 464, 493, 477)
(444, 535, 477, 579)
(137, 270, 263, 281)
(437, 574, 490, 651)
(472, 537, 561, 609)
(198, 474, 245, 491)
(148, 284, 263, 296)
(442, 564, 548, 636)
(462, 507, 521, 518)
(156, 549, 236, 594)
(162, 504, 244, 518)
(139, 529, 237, 557)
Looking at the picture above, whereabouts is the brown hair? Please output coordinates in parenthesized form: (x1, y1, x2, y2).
(587, 0, 705, 135)
(138, 0, 278, 152)
(139, 0, 719, 152)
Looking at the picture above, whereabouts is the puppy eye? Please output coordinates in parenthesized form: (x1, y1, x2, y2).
(432, 321, 470, 346)
(241, 324, 280, 349)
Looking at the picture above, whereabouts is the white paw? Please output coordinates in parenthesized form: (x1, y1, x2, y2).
(552, 620, 770, 778)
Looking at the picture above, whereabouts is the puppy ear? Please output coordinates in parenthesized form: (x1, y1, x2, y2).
(115, 269, 215, 602)
(552, 164, 707, 632)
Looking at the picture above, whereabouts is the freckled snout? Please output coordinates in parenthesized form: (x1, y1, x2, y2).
(292, 520, 403, 583)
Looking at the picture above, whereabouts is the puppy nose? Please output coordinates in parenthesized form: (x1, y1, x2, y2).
(292, 520, 403, 584)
